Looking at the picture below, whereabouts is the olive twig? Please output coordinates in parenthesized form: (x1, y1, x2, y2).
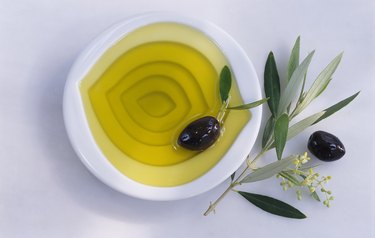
(204, 37, 358, 218)
(204, 151, 261, 216)
(217, 98, 230, 124)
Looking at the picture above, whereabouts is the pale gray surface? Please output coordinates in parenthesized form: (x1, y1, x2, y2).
(0, 0, 374, 237)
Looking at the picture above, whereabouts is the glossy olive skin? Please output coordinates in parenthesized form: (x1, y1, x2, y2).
(178, 116, 221, 151)
(307, 131, 345, 162)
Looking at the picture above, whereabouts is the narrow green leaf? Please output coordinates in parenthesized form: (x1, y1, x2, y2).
(269, 97, 355, 149)
(274, 113, 289, 160)
(287, 36, 300, 81)
(228, 98, 269, 110)
(287, 111, 325, 141)
(238, 191, 307, 219)
(262, 116, 275, 148)
(294, 53, 343, 115)
(313, 91, 360, 124)
(241, 155, 297, 183)
(268, 112, 325, 149)
(278, 51, 315, 115)
(299, 164, 321, 171)
(230, 172, 236, 182)
(315, 78, 332, 98)
(279, 171, 300, 186)
(311, 191, 321, 202)
(286, 91, 359, 140)
(220, 66, 232, 102)
(264, 52, 280, 116)
(297, 73, 307, 104)
(286, 103, 293, 115)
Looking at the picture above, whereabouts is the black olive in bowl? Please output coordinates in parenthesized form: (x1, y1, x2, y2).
(178, 116, 221, 151)
(307, 131, 345, 162)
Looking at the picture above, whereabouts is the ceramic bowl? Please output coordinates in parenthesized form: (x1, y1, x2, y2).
(63, 12, 262, 201)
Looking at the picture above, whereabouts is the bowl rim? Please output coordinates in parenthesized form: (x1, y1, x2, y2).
(63, 12, 262, 201)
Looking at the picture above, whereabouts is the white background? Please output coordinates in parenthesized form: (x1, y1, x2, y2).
(0, 0, 374, 237)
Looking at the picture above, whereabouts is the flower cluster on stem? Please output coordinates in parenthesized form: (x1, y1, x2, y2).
(277, 152, 334, 207)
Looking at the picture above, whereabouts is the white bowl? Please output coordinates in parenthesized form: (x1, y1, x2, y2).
(63, 12, 262, 201)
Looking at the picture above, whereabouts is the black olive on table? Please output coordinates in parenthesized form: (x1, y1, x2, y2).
(178, 116, 221, 151)
(307, 131, 345, 162)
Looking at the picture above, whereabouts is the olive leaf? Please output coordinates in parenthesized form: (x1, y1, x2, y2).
(299, 164, 321, 171)
(264, 52, 281, 116)
(230, 172, 236, 182)
(287, 36, 300, 82)
(297, 73, 307, 104)
(279, 171, 300, 186)
(274, 113, 289, 160)
(262, 116, 275, 148)
(237, 191, 307, 219)
(277, 51, 315, 115)
(267, 111, 324, 149)
(288, 91, 359, 138)
(313, 91, 360, 124)
(311, 191, 321, 202)
(293, 53, 343, 116)
(287, 111, 325, 141)
(240, 155, 297, 183)
(220, 66, 232, 102)
(315, 78, 332, 98)
(287, 37, 301, 113)
(228, 98, 269, 110)
(268, 91, 358, 149)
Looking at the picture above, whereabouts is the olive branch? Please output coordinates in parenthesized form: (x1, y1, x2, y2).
(204, 36, 360, 218)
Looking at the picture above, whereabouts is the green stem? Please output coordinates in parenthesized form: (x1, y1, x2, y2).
(204, 162, 252, 216)
(204, 148, 268, 216)
(217, 99, 230, 124)
(203, 182, 237, 216)
(249, 147, 269, 166)
(234, 165, 250, 184)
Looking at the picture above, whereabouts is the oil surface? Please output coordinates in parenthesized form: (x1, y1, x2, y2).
(80, 23, 250, 186)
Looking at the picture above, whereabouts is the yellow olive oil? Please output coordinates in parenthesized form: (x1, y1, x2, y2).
(79, 23, 250, 186)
